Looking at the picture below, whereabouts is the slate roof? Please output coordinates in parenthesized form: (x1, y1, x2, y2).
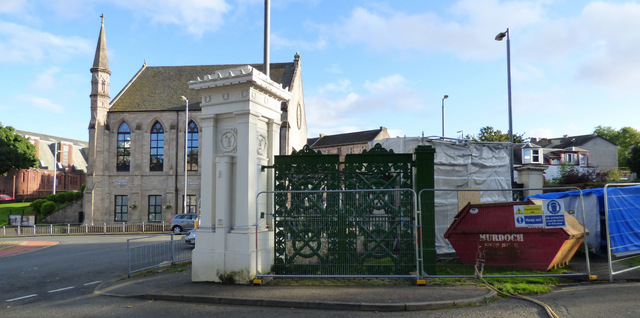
(16, 130, 88, 147)
(308, 128, 386, 148)
(110, 62, 295, 112)
(16, 130, 88, 172)
(534, 134, 617, 148)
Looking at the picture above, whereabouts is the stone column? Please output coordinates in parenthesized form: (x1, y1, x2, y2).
(190, 66, 290, 283)
(515, 165, 548, 197)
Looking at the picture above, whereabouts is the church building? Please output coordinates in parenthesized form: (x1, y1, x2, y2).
(83, 17, 307, 224)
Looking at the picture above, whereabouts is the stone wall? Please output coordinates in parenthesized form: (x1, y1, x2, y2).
(43, 199, 84, 224)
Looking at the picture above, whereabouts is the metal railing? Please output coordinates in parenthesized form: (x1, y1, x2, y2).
(0, 222, 170, 237)
(127, 234, 193, 277)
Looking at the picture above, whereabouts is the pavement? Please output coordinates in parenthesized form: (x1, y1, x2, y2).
(94, 267, 499, 312)
(5, 239, 640, 312)
(93, 253, 640, 313)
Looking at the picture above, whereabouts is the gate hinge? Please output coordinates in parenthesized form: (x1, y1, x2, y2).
(261, 165, 275, 171)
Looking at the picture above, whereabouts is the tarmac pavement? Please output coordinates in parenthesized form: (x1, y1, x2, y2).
(5, 238, 640, 314)
(95, 267, 498, 312)
(94, 255, 640, 314)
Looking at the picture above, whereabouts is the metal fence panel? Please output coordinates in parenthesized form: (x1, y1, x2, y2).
(127, 234, 193, 276)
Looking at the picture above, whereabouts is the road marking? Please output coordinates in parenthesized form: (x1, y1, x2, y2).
(84, 281, 102, 286)
(5, 281, 103, 303)
(6, 294, 38, 302)
(48, 286, 75, 293)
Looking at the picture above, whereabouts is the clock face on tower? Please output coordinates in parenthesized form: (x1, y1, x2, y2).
(296, 103, 302, 129)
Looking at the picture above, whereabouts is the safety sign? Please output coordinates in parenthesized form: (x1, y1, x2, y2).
(513, 205, 543, 228)
(513, 200, 566, 228)
(543, 199, 566, 228)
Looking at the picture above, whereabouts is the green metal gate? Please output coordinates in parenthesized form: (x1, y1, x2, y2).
(271, 144, 419, 277)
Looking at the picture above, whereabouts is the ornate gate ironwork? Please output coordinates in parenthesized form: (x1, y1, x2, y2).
(272, 144, 417, 276)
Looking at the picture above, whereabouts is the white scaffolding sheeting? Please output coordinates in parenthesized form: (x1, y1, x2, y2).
(371, 137, 511, 253)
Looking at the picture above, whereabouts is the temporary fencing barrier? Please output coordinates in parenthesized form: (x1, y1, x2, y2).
(127, 234, 193, 277)
(603, 183, 640, 281)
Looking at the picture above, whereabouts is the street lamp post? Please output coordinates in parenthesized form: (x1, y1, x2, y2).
(53, 142, 59, 194)
(495, 28, 515, 189)
(180, 96, 189, 214)
(441, 95, 449, 137)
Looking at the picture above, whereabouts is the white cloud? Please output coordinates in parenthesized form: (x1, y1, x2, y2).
(271, 33, 327, 51)
(306, 92, 360, 132)
(361, 74, 425, 111)
(325, 64, 342, 74)
(112, 0, 232, 37)
(315, 79, 352, 95)
(316, 1, 548, 60)
(0, 0, 27, 14)
(29, 67, 61, 91)
(573, 2, 640, 90)
(503, 2, 640, 92)
(306, 74, 427, 136)
(15, 95, 64, 113)
(0, 21, 92, 63)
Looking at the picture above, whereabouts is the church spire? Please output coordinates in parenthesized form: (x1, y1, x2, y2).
(91, 14, 110, 74)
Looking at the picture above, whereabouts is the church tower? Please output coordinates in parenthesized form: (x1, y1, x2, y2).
(85, 15, 111, 223)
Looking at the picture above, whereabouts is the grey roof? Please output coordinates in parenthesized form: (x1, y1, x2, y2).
(514, 142, 542, 149)
(15, 130, 88, 172)
(534, 134, 617, 148)
(110, 62, 295, 112)
(16, 130, 87, 147)
(308, 128, 386, 148)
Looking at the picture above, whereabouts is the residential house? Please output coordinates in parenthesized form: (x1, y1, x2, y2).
(532, 134, 617, 172)
(513, 142, 544, 166)
(515, 134, 618, 181)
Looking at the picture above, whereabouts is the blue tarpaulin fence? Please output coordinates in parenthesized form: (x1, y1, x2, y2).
(528, 185, 640, 256)
(603, 185, 640, 255)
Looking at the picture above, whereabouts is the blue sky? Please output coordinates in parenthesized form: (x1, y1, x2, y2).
(1, 0, 639, 142)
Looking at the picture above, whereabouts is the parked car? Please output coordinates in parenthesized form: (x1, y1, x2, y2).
(169, 213, 199, 234)
(185, 229, 196, 246)
(0, 194, 15, 203)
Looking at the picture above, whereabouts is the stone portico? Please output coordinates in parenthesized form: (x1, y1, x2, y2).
(189, 66, 291, 283)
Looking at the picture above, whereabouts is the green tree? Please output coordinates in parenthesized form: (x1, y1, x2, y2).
(30, 199, 48, 214)
(628, 144, 640, 177)
(0, 124, 38, 175)
(472, 126, 524, 143)
(40, 201, 57, 219)
(593, 126, 640, 167)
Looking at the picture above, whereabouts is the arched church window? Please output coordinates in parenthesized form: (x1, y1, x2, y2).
(150, 122, 164, 171)
(187, 121, 199, 171)
(117, 122, 131, 172)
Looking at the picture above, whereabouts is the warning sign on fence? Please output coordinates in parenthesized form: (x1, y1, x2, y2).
(543, 199, 566, 228)
(513, 205, 543, 228)
(513, 200, 566, 228)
